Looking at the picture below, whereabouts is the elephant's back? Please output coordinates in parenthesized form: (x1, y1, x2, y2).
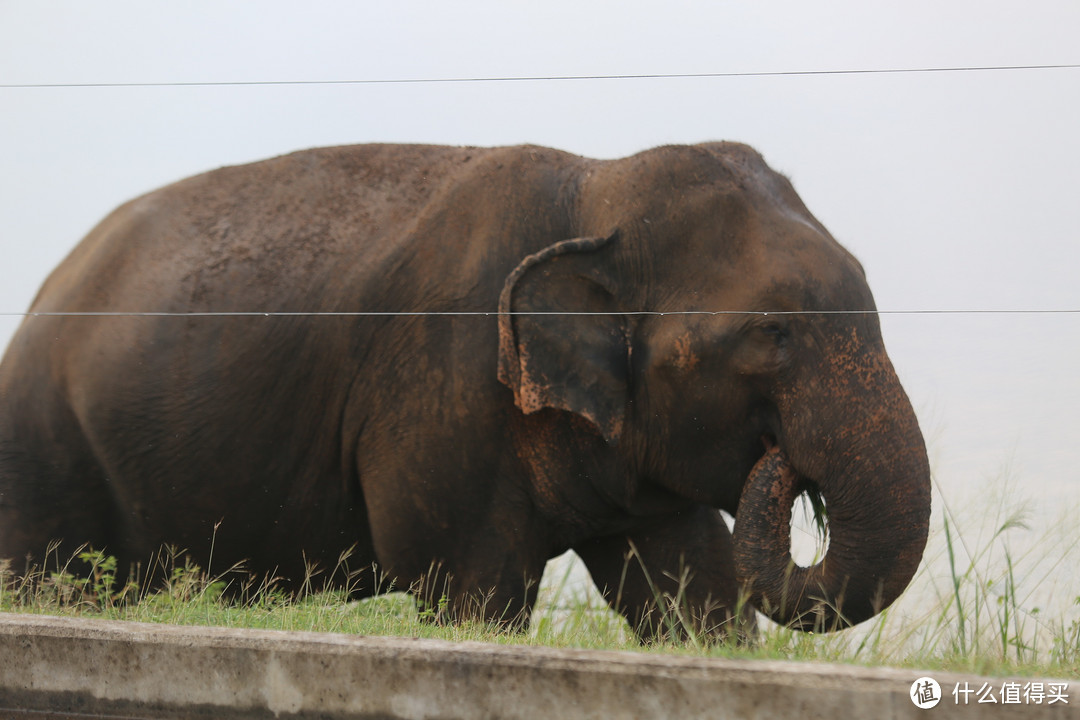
(28, 145, 486, 315)
(30, 143, 588, 317)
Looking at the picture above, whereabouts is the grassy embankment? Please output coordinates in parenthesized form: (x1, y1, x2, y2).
(2, 481, 1077, 679)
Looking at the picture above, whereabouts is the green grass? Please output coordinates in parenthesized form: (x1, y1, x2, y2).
(2, 486, 1077, 679)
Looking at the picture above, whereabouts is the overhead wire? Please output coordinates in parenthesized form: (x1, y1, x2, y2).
(1, 310, 1078, 318)
(2, 63, 1079, 89)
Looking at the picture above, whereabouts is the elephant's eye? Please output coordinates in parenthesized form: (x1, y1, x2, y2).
(733, 320, 790, 376)
(759, 322, 787, 342)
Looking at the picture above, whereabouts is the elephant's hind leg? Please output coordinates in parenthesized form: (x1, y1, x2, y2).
(0, 431, 114, 578)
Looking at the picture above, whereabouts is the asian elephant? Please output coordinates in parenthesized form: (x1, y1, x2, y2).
(0, 142, 930, 637)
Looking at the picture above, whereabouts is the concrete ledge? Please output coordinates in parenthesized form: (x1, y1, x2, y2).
(0, 613, 1075, 719)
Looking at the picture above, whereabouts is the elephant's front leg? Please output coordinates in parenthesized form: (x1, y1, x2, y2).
(574, 505, 756, 642)
(408, 545, 548, 630)
(362, 480, 550, 629)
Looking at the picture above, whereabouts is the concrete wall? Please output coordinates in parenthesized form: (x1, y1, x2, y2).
(0, 613, 1075, 719)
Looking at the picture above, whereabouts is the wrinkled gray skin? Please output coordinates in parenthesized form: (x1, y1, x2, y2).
(0, 142, 930, 637)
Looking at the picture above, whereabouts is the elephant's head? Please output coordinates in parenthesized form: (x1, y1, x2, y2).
(497, 142, 931, 630)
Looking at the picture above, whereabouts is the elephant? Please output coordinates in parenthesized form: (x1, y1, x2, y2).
(0, 141, 931, 638)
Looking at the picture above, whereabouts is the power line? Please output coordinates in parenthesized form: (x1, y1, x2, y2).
(2, 310, 1079, 318)
(3, 63, 1079, 90)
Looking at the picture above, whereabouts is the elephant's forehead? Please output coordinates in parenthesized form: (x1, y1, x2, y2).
(576, 145, 871, 311)
(580, 143, 787, 227)
(634, 209, 869, 313)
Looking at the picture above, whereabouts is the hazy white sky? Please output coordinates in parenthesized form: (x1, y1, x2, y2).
(1, 2, 1078, 571)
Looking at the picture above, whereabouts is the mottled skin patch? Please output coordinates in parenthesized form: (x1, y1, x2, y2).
(0, 141, 930, 637)
(670, 333, 700, 372)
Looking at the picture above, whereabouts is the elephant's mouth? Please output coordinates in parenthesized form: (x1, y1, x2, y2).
(733, 445, 834, 628)
(750, 435, 828, 551)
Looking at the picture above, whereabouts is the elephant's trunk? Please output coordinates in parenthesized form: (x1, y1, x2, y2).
(732, 348, 932, 631)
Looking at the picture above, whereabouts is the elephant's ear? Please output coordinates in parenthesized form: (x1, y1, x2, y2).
(497, 232, 629, 444)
